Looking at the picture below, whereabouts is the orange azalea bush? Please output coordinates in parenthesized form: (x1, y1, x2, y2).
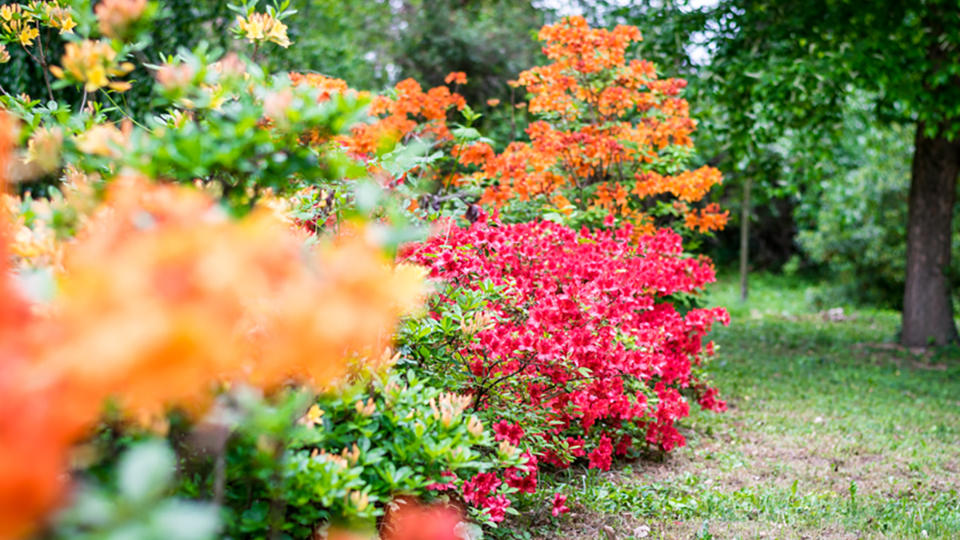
(476, 16, 727, 234)
(291, 71, 465, 158)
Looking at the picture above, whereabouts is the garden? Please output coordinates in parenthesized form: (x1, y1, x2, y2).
(0, 1, 958, 539)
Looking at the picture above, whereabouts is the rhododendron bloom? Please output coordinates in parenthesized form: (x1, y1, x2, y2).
(473, 17, 725, 235)
(50, 40, 135, 92)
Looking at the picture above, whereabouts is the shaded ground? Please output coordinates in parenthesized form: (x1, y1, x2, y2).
(543, 274, 960, 539)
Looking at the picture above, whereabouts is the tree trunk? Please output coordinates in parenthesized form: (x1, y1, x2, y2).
(901, 123, 960, 347)
(739, 177, 752, 302)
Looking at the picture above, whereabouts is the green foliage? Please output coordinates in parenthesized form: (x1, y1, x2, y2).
(386, 0, 543, 105)
(217, 374, 520, 537)
(53, 441, 221, 540)
(797, 120, 960, 309)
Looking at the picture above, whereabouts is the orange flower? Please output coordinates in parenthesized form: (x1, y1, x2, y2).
(95, 0, 147, 40)
(41, 176, 426, 420)
(684, 203, 729, 233)
(474, 17, 725, 234)
(444, 71, 467, 85)
(339, 78, 465, 157)
(381, 497, 462, 540)
(0, 112, 92, 540)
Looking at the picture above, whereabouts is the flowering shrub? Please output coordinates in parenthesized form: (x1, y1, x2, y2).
(292, 69, 493, 223)
(477, 16, 728, 234)
(402, 216, 729, 470)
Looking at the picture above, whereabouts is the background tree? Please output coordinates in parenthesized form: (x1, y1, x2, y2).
(703, 0, 960, 345)
(583, 0, 960, 344)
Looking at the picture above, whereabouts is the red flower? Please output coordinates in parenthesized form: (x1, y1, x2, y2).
(381, 498, 462, 540)
(403, 218, 728, 477)
(493, 420, 524, 445)
(587, 434, 613, 470)
(551, 493, 569, 517)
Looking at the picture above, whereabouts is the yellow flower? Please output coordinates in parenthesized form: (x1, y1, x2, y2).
(235, 12, 290, 48)
(18, 25, 39, 46)
(264, 18, 290, 48)
(25, 126, 63, 173)
(0, 5, 23, 22)
(50, 40, 134, 92)
(0, 44, 9, 64)
(1, 5, 39, 47)
(45, 4, 76, 34)
(299, 404, 325, 427)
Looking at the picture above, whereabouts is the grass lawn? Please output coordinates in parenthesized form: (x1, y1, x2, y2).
(543, 273, 960, 539)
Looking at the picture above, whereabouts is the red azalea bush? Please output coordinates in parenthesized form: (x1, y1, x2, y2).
(401, 215, 729, 473)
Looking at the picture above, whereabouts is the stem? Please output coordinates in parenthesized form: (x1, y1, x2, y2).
(509, 86, 517, 141)
(24, 47, 54, 102)
(739, 176, 752, 302)
(213, 448, 226, 506)
(266, 443, 287, 540)
(34, 29, 55, 101)
(100, 90, 150, 131)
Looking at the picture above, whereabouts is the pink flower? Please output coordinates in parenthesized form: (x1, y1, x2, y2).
(462, 472, 500, 506)
(425, 471, 457, 491)
(551, 493, 569, 517)
(484, 494, 510, 523)
(493, 420, 525, 445)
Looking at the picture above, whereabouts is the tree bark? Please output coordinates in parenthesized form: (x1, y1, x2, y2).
(901, 123, 960, 347)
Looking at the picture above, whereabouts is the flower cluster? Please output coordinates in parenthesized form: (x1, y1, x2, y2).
(344, 76, 466, 156)
(402, 217, 729, 470)
(234, 11, 290, 48)
(50, 40, 135, 92)
(477, 16, 727, 234)
(462, 472, 511, 522)
(0, 4, 39, 46)
(40, 175, 425, 420)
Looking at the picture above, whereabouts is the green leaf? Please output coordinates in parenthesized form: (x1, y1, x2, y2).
(117, 440, 175, 503)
